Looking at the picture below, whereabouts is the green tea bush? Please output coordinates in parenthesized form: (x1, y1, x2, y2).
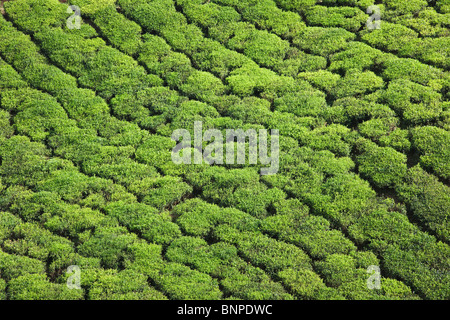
(358, 117, 398, 141)
(396, 166, 450, 241)
(278, 268, 344, 299)
(302, 124, 353, 156)
(165, 236, 246, 276)
(3, 221, 74, 262)
(436, 0, 450, 13)
(274, 89, 328, 117)
(106, 201, 181, 246)
(329, 42, 387, 73)
(128, 175, 192, 210)
(0, 58, 28, 89)
(1, 0, 449, 301)
(8, 274, 84, 300)
(0, 135, 50, 187)
(1, 88, 76, 142)
(221, 265, 293, 299)
(0, 212, 22, 243)
(297, 70, 341, 93)
(382, 245, 450, 300)
(91, 6, 143, 56)
(348, 207, 432, 251)
(383, 0, 428, 17)
(153, 263, 223, 300)
(411, 126, 450, 179)
(0, 279, 6, 300)
(310, 172, 377, 228)
(407, 37, 450, 69)
(238, 0, 306, 38)
(356, 140, 407, 188)
(305, 6, 367, 32)
(394, 8, 450, 37)
(4, 0, 67, 33)
(293, 27, 355, 56)
(180, 70, 227, 102)
(0, 250, 46, 281)
(360, 22, 419, 52)
(320, 0, 374, 9)
(325, 97, 396, 125)
(261, 207, 357, 259)
(0, 110, 14, 144)
(226, 63, 296, 99)
(331, 70, 384, 99)
(273, 0, 317, 12)
(378, 129, 411, 152)
(315, 254, 357, 287)
(215, 229, 312, 275)
(382, 79, 443, 124)
(78, 226, 138, 269)
(226, 97, 272, 124)
(382, 58, 444, 86)
(173, 198, 259, 237)
(89, 269, 167, 300)
(124, 242, 165, 278)
(138, 34, 195, 84)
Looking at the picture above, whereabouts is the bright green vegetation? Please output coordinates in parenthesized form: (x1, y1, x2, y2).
(0, 0, 448, 300)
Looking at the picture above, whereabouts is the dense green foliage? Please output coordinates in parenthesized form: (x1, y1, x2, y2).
(0, 0, 448, 300)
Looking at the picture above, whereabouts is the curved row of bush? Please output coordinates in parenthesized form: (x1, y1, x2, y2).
(0, 8, 328, 299)
(0, 45, 414, 300)
(0, 21, 229, 299)
(270, 0, 450, 69)
(0, 84, 224, 301)
(171, 198, 419, 300)
(1, 0, 448, 300)
(65, 0, 449, 178)
(177, 0, 449, 102)
(49, 0, 450, 296)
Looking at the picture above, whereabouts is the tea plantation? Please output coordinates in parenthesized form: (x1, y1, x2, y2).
(0, 0, 448, 300)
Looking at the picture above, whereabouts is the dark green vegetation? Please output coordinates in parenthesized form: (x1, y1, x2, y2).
(0, 0, 448, 300)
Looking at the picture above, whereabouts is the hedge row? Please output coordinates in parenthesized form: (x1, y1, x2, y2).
(0, 8, 196, 208)
(114, 0, 322, 101)
(171, 199, 418, 300)
(2, 93, 442, 299)
(411, 126, 450, 180)
(175, 138, 446, 298)
(1, 0, 446, 295)
(0, 19, 228, 299)
(0, 23, 299, 299)
(4, 0, 259, 138)
(360, 16, 450, 69)
(396, 166, 450, 241)
(174, 0, 448, 127)
(177, 0, 328, 74)
(59, 0, 369, 163)
(68, 0, 449, 172)
(205, 0, 449, 95)
(261, 143, 450, 299)
(0, 27, 187, 245)
(0, 135, 222, 299)
(165, 236, 294, 299)
(0, 138, 173, 297)
(0, 87, 191, 209)
(266, 0, 450, 69)
(378, 1, 450, 36)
